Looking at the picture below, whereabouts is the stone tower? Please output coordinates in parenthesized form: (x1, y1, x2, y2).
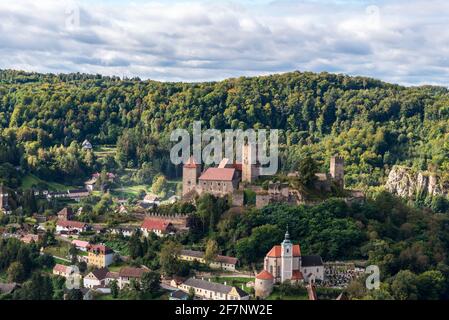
(0, 185, 8, 212)
(330, 155, 344, 188)
(182, 156, 201, 196)
(281, 229, 293, 283)
(242, 143, 259, 183)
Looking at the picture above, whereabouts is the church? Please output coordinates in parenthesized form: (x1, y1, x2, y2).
(255, 230, 324, 298)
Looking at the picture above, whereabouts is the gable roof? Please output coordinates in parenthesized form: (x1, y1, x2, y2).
(71, 240, 90, 248)
(180, 250, 238, 265)
(88, 244, 113, 255)
(53, 264, 69, 274)
(266, 244, 301, 258)
(183, 278, 248, 297)
(199, 168, 236, 181)
(141, 218, 171, 231)
(57, 220, 87, 229)
(119, 267, 147, 279)
(57, 207, 73, 218)
(90, 267, 110, 280)
(301, 255, 323, 267)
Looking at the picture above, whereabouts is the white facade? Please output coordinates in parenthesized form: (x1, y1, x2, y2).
(281, 233, 293, 283)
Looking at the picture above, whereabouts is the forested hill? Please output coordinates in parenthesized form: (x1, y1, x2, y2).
(0, 69, 448, 188)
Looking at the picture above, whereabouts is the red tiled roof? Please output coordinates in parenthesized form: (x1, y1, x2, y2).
(292, 270, 304, 280)
(199, 168, 236, 181)
(53, 264, 69, 274)
(216, 255, 238, 265)
(256, 270, 274, 280)
(57, 220, 87, 229)
(141, 218, 170, 231)
(88, 244, 113, 255)
(184, 156, 200, 168)
(119, 267, 148, 278)
(71, 240, 90, 248)
(267, 244, 301, 257)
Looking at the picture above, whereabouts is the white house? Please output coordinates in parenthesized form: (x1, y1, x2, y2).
(71, 240, 90, 252)
(56, 220, 88, 234)
(177, 278, 249, 300)
(140, 218, 174, 237)
(83, 267, 110, 289)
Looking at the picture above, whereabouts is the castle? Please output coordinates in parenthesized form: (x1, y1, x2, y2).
(255, 230, 324, 298)
(182, 144, 260, 199)
(182, 144, 345, 207)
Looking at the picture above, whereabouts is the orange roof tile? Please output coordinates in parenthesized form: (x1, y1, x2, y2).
(267, 244, 301, 257)
(256, 270, 274, 280)
(199, 168, 236, 181)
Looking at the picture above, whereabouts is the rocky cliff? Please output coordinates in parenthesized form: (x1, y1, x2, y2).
(385, 166, 447, 198)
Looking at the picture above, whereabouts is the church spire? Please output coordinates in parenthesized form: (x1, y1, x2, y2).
(283, 225, 291, 243)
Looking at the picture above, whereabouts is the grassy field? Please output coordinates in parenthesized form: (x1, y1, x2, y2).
(44, 242, 71, 260)
(94, 145, 116, 159)
(112, 184, 150, 198)
(21, 174, 77, 191)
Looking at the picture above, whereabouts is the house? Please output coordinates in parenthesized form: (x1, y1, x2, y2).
(177, 278, 249, 300)
(141, 218, 175, 237)
(141, 193, 161, 207)
(57, 207, 74, 221)
(110, 226, 135, 238)
(254, 229, 324, 298)
(82, 139, 93, 150)
(105, 271, 119, 286)
(169, 289, 190, 300)
(56, 220, 88, 234)
(84, 178, 97, 192)
(83, 267, 110, 289)
(118, 267, 148, 289)
(53, 264, 74, 278)
(85, 173, 116, 191)
(20, 233, 40, 244)
(87, 244, 114, 268)
(179, 249, 238, 271)
(71, 239, 91, 252)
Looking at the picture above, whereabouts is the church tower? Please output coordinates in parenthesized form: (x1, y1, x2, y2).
(281, 228, 293, 283)
(330, 155, 344, 188)
(182, 157, 201, 196)
(242, 143, 259, 183)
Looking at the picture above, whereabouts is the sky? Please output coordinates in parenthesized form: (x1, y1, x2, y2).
(0, 0, 448, 86)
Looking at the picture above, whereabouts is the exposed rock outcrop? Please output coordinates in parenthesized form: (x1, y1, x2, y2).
(385, 166, 447, 198)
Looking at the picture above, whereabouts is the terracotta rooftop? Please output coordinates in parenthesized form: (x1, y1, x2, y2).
(53, 264, 69, 274)
(256, 270, 274, 280)
(56, 220, 87, 229)
(71, 239, 90, 248)
(266, 244, 301, 257)
(119, 267, 147, 279)
(198, 168, 236, 181)
(141, 218, 171, 231)
(292, 270, 304, 280)
(88, 244, 113, 255)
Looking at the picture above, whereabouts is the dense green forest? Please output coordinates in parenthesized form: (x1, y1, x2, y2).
(1, 69, 448, 188)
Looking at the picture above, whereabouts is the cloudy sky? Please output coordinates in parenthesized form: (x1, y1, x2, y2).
(0, 0, 448, 85)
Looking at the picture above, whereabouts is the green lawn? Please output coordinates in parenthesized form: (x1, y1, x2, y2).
(44, 242, 71, 260)
(266, 292, 309, 300)
(94, 145, 116, 159)
(21, 174, 77, 191)
(112, 184, 149, 198)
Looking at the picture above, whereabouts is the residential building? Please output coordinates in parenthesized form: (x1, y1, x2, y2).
(71, 239, 90, 252)
(0, 185, 11, 214)
(180, 249, 238, 271)
(20, 234, 40, 244)
(169, 290, 190, 300)
(83, 267, 110, 289)
(87, 244, 114, 268)
(56, 220, 88, 234)
(177, 278, 249, 300)
(53, 264, 75, 278)
(142, 193, 161, 207)
(82, 139, 92, 150)
(141, 218, 175, 237)
(118, 267, 148, 289)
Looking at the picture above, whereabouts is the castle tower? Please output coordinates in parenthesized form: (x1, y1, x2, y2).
(242, 143, 259, 183)
(182, 156, 201, 196)
(0, 185, 8, 212)
(330, 155, 344, 188)
(281, 228, 293, 283)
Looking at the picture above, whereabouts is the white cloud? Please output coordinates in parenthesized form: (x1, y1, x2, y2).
(0, 0, 448, 85)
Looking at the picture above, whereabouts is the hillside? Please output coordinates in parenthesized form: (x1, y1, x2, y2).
(0, 69, 448, 188)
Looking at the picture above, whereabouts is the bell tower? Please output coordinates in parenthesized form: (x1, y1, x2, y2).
(281, 228, 293, 282)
